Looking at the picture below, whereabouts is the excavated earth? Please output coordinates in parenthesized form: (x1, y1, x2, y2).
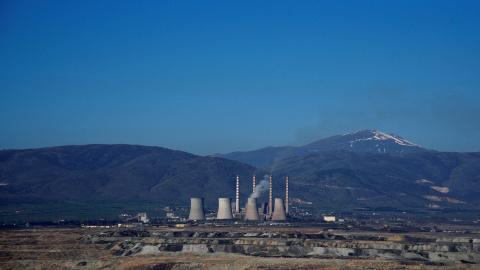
(1, 226, 480, 270)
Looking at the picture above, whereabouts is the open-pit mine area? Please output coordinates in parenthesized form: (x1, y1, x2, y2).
(1, 226, 480, 270)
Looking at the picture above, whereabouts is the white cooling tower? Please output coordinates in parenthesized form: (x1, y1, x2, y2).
(217, 198, 233, 219)
(244, 198, 260, 220)
(188, 198, 205, 220)
(271, 198, 287, 221)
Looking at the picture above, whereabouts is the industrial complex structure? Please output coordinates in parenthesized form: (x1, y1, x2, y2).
(188, 175, 289, 221)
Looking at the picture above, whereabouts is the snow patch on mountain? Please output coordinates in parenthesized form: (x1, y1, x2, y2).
(343, 129, 429, 150)
(431, 186, 450, 194)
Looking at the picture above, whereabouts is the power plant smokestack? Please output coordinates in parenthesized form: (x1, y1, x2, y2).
(286, 175, 289, 214)
(217, 198, 233, 219)
(244, 198, 260, 220)
(188, 198, 205, 220)
(253, 175, 256, 192)
(271, 198, 287, 221)
(269, 175, 273, 214)
(235, 175, 240, 213)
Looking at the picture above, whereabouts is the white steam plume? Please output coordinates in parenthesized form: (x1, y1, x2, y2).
(250, 174, 269, 199)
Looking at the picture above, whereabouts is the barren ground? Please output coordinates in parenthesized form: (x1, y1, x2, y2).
(1, 227, 480, 270)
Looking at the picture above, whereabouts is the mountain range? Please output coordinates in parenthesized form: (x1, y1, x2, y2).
(218, 129, 435, 166)
(264, 151, 480, 211)
(0, 144, 257, 208)
(1, 130, 479, 222)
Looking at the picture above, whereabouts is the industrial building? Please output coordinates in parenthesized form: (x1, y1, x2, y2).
(187, 175, 289, 221)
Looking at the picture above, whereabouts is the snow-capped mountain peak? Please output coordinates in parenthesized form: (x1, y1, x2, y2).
(219, 129, 436, 166)
(305, 129, 434, 154)
(346, 129, 421, 147)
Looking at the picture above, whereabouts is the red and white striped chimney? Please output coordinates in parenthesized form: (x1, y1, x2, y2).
(235, 175, 240, 213)
(269, 175, 273, 214)
(286, 175, 289, 214)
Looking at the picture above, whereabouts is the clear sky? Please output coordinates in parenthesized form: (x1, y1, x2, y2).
(1, 1, 480, 155)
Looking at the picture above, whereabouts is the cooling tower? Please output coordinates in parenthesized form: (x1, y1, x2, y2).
(271, 198, 287, 221)
(188, 198, 205, 220)
(244, 198, 260, 220)
(217, 198, 233, 219)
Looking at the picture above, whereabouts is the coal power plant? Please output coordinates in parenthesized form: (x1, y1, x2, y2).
(187, 175, 290, 221)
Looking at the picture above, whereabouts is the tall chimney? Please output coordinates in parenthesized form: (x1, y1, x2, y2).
(235, 175, 240, 213)
(188, 198, 205, 220)
(269, 175, 273, 214)
(286, 175, 289, 214)
(244, 198, 260, 220)
(217, 198, 233, 219)
(253, 175, 256, 192)
(272, 198, 287, 221)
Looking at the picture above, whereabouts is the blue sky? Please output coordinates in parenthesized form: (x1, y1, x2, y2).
(1, 0, 479, 155)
